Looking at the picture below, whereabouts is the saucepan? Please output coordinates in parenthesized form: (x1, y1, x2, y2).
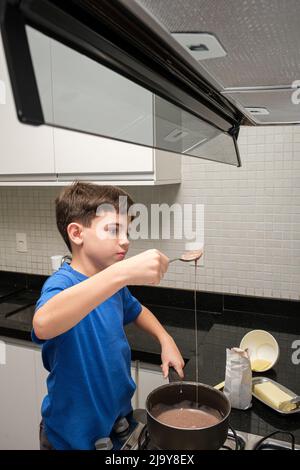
(145, 380, 231, 450)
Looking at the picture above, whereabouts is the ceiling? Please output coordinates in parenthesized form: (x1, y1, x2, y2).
(137, 0, 300, 124)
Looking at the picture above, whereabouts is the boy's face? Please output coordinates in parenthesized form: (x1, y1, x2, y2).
(69, 211, 131, 270)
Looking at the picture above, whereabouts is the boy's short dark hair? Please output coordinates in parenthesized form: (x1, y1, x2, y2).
(55, 181, 135, 252)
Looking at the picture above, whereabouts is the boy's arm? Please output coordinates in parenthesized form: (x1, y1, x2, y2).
(133, 305, 185, 379)
(33, 249, 169, 340)
(33, 262, 126, 340)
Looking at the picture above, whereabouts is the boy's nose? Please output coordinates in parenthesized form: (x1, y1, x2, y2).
(119, 236, 129, 248)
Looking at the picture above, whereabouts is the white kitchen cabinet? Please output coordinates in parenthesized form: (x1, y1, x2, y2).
(131, 362, 167, 409)
(0, 338, 40, 450)
(44, 29, 181, 184)
(54, 128, 181, 185)
(0, 32, 55, 180)
(0, 335, 165, 449)
(0, 26, 181, 186)
(34, 348, 48, 424)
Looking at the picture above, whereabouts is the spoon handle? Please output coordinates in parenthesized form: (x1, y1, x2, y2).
(169, 258, 180, 263)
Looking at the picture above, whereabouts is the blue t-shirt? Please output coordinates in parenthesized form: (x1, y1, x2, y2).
(31, 262, 142, 450)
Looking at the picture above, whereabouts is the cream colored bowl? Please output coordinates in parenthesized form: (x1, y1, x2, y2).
(240, 330, 280, 372)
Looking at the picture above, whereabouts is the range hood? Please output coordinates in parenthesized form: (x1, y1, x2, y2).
(138, 0, 300, 126)
(0, 0, 263, 167)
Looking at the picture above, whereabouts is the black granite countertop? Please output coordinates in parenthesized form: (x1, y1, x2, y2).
(0, 271, 299, 444)
(125, 304, 300, 443)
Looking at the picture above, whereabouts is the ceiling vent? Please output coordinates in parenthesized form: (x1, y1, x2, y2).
(172, 33, 227, 61)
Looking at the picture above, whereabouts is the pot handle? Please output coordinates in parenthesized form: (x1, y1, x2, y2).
(168, 367, 183, 383)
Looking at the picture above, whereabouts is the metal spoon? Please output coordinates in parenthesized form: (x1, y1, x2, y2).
(169, 249, 203, 263)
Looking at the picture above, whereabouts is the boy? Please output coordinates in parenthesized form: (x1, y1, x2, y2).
(32, 181, 184, 450)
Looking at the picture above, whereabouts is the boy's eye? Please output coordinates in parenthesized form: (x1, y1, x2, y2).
(108, 226, 118, 235)
(106, 225, 130, 239)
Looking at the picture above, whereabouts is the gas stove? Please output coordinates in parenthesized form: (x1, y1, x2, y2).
(96, 410, 299, 451)
(121, 425, 299, 451)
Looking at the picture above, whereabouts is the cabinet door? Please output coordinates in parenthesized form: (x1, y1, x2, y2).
(54, 128, 154, 178)
(0, 31, 55, 177)
(0, 342, 40, 449)
(27, 26, 155, 179)
(138, 368, 167, 409)
(34, 349, 48, 424)
(131, 363, 166, 409)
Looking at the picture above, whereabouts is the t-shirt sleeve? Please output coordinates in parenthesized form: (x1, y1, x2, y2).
(122, 287, 143, 325)
(31, 275, 73, 345)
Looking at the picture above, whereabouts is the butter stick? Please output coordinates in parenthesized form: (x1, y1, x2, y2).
(253, 381, 296, 411)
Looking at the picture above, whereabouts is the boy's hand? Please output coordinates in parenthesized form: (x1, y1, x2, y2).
(120, 249, 169, 286)
(160, 335, 185, 379)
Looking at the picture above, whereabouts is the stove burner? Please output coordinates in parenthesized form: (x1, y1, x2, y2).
(95, 410, 299, 450)
(220, 428, 245, 450)
(252, 431, 296, 450)
(119, 411, 299, 451)
(134, 426, 243, 450)
(113, 417, 130, 437)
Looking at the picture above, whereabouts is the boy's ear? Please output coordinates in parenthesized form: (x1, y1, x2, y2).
(67, 222, 84, 246)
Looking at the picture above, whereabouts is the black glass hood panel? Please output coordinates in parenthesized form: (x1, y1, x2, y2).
(0, 0, 246, 166)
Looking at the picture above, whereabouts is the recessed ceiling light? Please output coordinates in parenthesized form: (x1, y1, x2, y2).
(172, 33, 227, 60)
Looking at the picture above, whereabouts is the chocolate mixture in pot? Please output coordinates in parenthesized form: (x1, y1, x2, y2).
(151, 401, 221, 429)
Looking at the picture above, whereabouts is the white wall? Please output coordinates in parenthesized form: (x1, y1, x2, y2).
(0, 125, 299, 300)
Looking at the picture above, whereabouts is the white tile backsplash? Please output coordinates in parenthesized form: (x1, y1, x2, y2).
(0, 125, 299, 300)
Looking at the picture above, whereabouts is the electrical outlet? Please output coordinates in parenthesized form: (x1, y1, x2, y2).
(16, 233, 27, 252)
